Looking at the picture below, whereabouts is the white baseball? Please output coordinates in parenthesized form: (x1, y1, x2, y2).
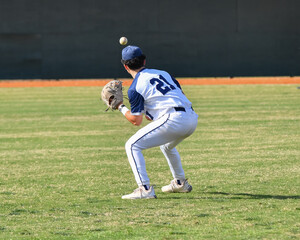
(119, 37, 128, 45)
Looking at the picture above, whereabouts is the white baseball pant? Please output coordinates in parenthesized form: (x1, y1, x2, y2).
(125, 108, 198, 186)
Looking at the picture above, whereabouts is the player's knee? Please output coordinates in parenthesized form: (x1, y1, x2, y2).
(125, 140, 132, 152)
(126, 139, 143, 153)
(125, 139, 136, 151)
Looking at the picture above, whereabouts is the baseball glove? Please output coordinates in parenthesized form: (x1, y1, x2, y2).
(101, 80, 124, 111)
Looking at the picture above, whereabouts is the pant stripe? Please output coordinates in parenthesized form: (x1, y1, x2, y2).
(129, 114, 170, 185)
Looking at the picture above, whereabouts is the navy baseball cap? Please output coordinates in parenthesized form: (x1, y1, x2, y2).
(122, 45, 143, 61)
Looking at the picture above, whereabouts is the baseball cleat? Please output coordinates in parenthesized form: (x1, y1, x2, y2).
(161, 179, 192, 193)
(122, 186, 157, 200)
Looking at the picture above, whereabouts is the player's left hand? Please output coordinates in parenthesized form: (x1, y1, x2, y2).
(101, 80, 124, 111)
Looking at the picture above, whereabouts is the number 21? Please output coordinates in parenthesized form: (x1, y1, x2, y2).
(150, 75, 176, 95)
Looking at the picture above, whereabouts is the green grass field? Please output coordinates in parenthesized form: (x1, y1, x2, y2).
(0, 84, 299, 239)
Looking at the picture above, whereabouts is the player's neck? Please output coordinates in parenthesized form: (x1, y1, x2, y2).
(129, 67, 145, 79)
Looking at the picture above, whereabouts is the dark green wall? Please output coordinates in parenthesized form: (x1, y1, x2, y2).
(0, 0, 299, 79)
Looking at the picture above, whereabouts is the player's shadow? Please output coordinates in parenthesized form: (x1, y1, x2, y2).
(206, 191, 300, 200)
(161, 191, 300, 200)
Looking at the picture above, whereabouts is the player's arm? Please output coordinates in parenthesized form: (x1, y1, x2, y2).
(118, 104, 143, 126)
(124, 111, 143, 126)
(172, 76, 182, 90)
(171, 76, 186, 95)
(120, 89, 145, 126)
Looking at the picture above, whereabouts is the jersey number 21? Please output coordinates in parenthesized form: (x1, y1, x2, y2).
(150, 75, 176, 95)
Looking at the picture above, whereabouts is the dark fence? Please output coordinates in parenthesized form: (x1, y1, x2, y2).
(0, 0, 299, 79)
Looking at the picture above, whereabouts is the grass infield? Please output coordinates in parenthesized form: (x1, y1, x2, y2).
(0, 84, 299, 239)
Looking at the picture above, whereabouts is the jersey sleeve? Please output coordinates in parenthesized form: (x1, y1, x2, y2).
(172, 76, 182, 90)
(128, 89, 144, 114)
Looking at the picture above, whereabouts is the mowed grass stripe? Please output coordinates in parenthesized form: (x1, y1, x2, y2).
(0, 85, 299, 239)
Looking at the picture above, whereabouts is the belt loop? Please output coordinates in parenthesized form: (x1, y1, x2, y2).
(174, 107, 186, 112)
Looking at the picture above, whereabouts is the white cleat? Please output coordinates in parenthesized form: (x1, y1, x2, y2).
(122, 186, 157, 200)
(161, 179, 192, 193)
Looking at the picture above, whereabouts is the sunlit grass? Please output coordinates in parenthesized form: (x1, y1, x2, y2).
(0, 84, 299, 239)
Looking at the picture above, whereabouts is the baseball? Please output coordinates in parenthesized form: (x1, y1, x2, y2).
(119, 37, 128, 45)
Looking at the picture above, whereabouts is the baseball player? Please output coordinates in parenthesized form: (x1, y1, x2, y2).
(117, 45, 198, 199)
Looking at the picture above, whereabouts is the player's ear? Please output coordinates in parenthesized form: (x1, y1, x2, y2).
(123, 64, 129, 71)
(123, 64, 131, 74)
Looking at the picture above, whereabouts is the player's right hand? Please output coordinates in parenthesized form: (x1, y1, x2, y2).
(145, 115, 152, 121)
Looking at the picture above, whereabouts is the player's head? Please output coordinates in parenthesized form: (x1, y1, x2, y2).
(121, 45, 146, 70)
